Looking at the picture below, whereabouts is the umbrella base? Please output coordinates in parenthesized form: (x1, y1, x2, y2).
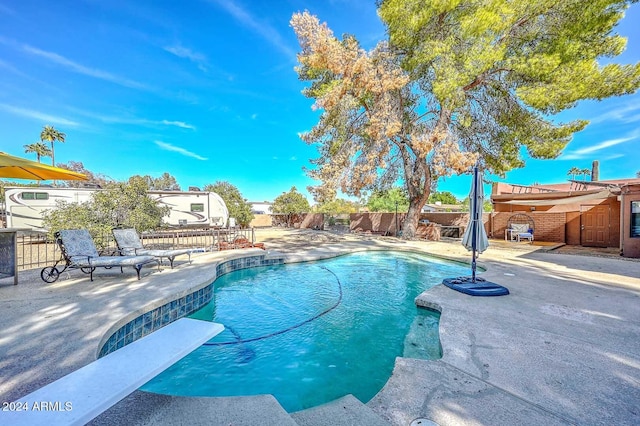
(442, 277, 509, 297)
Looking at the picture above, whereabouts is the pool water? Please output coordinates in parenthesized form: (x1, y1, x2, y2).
(141, 251, 467, 412)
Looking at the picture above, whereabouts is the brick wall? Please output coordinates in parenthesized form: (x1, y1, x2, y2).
(491, 212, 566, 243)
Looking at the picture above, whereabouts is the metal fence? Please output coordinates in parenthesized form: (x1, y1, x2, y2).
(16, 227, 257, 271)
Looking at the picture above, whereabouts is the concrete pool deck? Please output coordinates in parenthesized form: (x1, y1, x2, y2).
(0, 228, 639, 425)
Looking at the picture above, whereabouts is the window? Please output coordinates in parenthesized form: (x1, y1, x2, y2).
(190, 203, 204, 212)
(631, 201, 640, 238)
(21, 192, 49, 200)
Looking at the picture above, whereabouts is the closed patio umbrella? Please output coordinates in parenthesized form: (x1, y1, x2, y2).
(461, 165, 489, 282)
(442, 166, 508, 296)
(0, 152, 87, 181)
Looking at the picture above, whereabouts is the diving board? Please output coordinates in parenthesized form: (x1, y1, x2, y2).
(3, 318, 224, 426)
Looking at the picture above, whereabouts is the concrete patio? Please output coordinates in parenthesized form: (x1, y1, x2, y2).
(0, 228, 638, 425)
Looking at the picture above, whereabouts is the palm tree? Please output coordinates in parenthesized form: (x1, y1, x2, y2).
(567, 167, 581, 180)
(580, 168, 591, 181)
(40, 125, 66, 166)
(23, 142, 52, 163)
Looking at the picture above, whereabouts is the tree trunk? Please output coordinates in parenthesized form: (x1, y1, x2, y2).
(398, 150, 431, 238)
(402, 199, 424, 238)
(401, 164, 431, 238)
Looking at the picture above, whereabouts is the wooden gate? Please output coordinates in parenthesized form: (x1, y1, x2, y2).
(581, 205, 610, 247)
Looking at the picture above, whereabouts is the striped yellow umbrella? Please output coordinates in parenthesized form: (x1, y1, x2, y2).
(0, 152, 87, 181)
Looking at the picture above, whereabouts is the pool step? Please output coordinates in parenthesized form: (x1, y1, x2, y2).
(91, 393, 298, 425)
(291, 394, 391, 426)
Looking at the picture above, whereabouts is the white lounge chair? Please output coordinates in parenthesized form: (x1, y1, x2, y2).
(112, 228, 199, 268)
(40, 229, 158, 282)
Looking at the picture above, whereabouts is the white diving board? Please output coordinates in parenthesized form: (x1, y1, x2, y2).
(2, 318, 224, 426)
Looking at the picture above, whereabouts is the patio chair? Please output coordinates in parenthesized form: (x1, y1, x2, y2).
(506, 213, 535, 243)
(40, 229, 158, 283)
(112, 228, 198, 268)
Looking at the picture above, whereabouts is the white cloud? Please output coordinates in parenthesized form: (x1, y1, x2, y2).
(0, 103, 79, 127)
(590, 100, 640, 124)
(164, 45, 206, 62)
(161, 120, 196, 130)
(155, 141, 207, 160)
(164, 44, 208, 72)
(0, 37, 150, 91)
(560, 136, 636, 160)
(209, 0, 295, 57)
(24, 45, 149, 90)
(65, 108, 195, 130)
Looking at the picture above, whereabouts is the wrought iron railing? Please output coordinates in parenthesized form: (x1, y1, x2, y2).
(15, 227, 257, 271)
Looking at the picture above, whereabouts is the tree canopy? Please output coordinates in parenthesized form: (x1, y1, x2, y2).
(58, 161, 113, 188)
(313, 198, 360, 214)
(291, 1, 640, 237)
(204, 181, 254, 227)
(40, 125, 65, 167)
(367, 187, 409, 212)
(428, 191, 459, 205)
(24, 142, 52, 163)
(134, 173, 181, 191)
(272, 186, 311, 214)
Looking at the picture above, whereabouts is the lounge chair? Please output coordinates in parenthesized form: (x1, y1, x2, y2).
(40, 229, 158, 283)
(112, 228, 198, 268)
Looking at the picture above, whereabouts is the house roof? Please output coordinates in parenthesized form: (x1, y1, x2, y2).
(493, 177, 640, 196)
(493, 189, 613, 206)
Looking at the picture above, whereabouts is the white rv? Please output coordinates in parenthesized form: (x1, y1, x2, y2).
(147, 190, 228, 228)
(2, 186, 229, 231)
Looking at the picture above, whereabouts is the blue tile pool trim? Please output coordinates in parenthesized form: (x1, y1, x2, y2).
(98, 254, 284, 357)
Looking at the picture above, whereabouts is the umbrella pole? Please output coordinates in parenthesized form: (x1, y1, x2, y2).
(471, 165, 478, 283)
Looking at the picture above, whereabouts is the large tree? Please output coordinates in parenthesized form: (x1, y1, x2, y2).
(291, 1, 640, 238)
(567, 167, 581, 180)
(57, 161, 113, 188)
(272, 186, 311, 214)
(367, 187, 409, 212)
(23, 142, 52, 163)
(428, 191, 459, 205)
(204, 181, 254, 227)
(313, 198, 360, 214)
(40, 125, 66, 167)
(135, 173, 181, 191)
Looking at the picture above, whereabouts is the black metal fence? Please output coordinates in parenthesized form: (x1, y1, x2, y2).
(16, 227, 257, 271)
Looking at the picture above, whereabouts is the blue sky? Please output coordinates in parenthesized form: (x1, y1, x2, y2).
(1, 1, 638, 203)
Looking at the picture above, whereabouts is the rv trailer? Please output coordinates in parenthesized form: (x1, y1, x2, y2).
(146, 190, 228, 228)
(2, 186, 229, 231)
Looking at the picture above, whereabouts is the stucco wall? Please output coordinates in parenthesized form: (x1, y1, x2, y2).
(621, 185, 640, 258)
(249, 214, 272, 228)
(350, 213, 406, 235)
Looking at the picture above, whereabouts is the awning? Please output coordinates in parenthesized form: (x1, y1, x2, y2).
(493, 189, 613, 206)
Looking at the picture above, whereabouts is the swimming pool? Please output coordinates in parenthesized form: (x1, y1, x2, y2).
(141, 251, 468, 411)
